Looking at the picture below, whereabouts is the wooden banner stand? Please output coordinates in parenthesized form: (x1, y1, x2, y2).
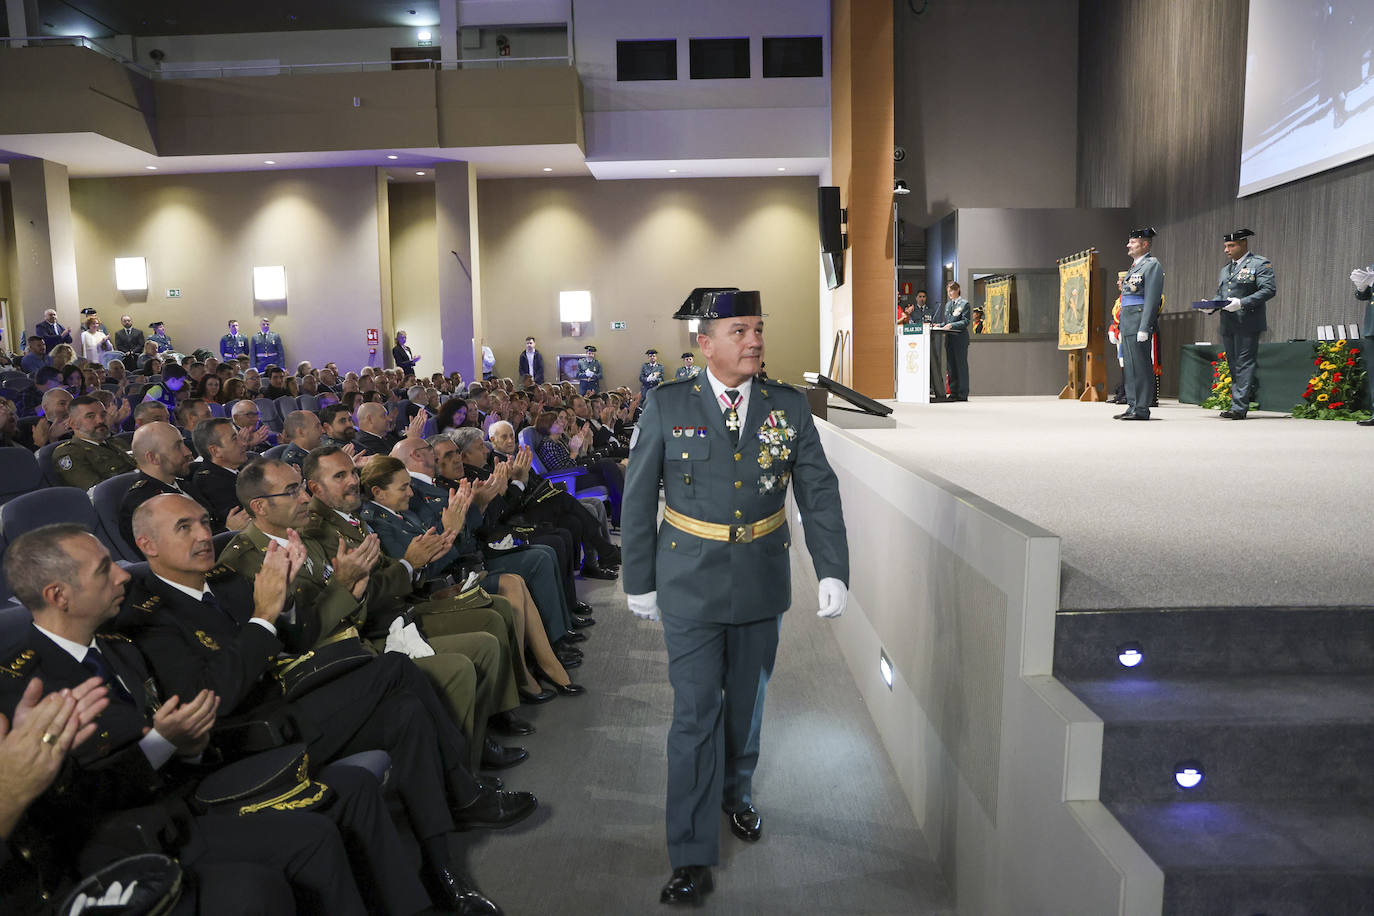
(1079, 265, 1107, 402)
(1059, 351, 1082, 399)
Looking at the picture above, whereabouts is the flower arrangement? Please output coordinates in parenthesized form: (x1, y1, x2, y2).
(1292, 339, 1372, 421)
(1200, 352, 1233, 410)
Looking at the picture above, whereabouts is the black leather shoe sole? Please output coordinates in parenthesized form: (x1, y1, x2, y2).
(487, 712, 535, 737)
(480, 742, 528, 770)
(725, 805, 762, 841)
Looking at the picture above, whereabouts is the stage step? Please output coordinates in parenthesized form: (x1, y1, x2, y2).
(1054, 607, 1374, 914)
(1109, 800, 1374, 916)
(1063, 674, 1374, 803)
(1054, 606, 1374, 678)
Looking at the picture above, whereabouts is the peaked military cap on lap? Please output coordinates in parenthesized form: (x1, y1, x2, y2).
(1223, 228, 1255, 241)
(1128, 227, 1157, 239)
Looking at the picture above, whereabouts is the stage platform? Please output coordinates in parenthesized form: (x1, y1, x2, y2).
(839, 396, 1371, 611)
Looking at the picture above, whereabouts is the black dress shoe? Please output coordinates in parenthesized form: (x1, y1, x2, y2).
(453, 786, 538, 830)
(555, 642, 584, 657)
(570, 615, 596, 628)
(487, 710, 535, 737)
(552, 681, 585, 696)
(725, 804, 762, 841)
(1120, 413, 1150, 421)
(598, 546, 622, 567)
(573, 601, 595, 616)
(556, 653, 583, 669)
(475, 775, 503, 792)
(519, 687, 555, 705)
(479, 738, 528, 770)
(1219, 409, 1246, 419)
(1358, 417, 1374, 426)
(1112, 411, 1134, 419)
(560, 631, 588, 644)
(423, 865, 504, 915)
(659, 865, 712, 906)
(580, 565, 618, 580)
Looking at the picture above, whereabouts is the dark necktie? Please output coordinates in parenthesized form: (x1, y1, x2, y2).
(82, 646, 133, 703)
(202, 589, 234, 624)
(722, 389, 742, 447)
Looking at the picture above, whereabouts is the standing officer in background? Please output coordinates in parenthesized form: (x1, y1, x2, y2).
(936, 281, 971, 401)
(114, 314, 145, 363)
(1116, 228, 1163, 421)
(148, 321, 174, 353)
(639, 348, 664, 396)
(623, 289, 849, 907)
(1352, 259, 1374, 427)
(676, 352, 701, 380)
(577, 344, 603, 394)
(251, 318, 283, 373)
(219, 319, 248, 363)
(1211, 228, 1276, 420)
(34, 308, 72, 352)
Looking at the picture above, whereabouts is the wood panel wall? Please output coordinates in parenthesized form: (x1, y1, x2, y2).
(1078, 0, 1374, 341)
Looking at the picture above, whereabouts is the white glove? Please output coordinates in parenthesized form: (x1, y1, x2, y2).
(627, 591, 661, 622)
(817, 578, 848, 618)
(1136, 331, 1149, 342)
(1223, 297, 1243, 312)
(402, 622, 434, 658)
(1108, 328, 1120, 345)
(1351, 268, 1373, 292)
(384, 616, 410, 655)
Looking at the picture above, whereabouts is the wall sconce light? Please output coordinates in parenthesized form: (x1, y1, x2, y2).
(114, 257, 148, 291)
(560, 290, 591, 337)
(879, 649, 894, 690)
(253, 266, 287, 301)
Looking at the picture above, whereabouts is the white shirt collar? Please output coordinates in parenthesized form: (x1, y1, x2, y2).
(262, 530, 290, 548)
(1132, 254, 1146, 266)
(33, 623, 94, 662)
(408, 470, 433, 486)
(154, 574, 212, 603)
(704, 367, 753, 416)
(371, 501, 402, 519)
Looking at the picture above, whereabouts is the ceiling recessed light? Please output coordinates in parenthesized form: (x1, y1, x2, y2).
(776, 167, 786, 171)
(415, 171, 426, 176)
(668, 168, 678, 173)
(264, 160, 276, 165)
(542, 167, 553, 172)
(145, 165, 158, 170)
(387, 155, 399, 160)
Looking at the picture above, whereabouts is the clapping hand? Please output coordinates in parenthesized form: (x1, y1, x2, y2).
(333, 534, 381, 596)
(474, 463, 508, 508)
(440, 479, 475, 533)
(406, 408, 429, 441)
(511, 446, 534, 483)
(0, 679, 103, 828)
(149, 689, 220, 756)
(341, 443, 370, 468)
(252, 541, 291, 623)
(225, 506, 251, 531)
(405, 527, 455, 567)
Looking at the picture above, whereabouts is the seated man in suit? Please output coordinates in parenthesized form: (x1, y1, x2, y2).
(230, 399, 276, 452)
(120, 494, 529, 912)
(191, 418, 255, 532)
(353, 401, 401, 456)
(0, 524, 428, 915)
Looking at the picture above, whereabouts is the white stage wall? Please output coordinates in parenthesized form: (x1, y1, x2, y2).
(793, 418, 1164, 914)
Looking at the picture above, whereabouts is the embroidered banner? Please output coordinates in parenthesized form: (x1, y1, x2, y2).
(982, 276, 1013, 334)
(1058, 253, 1092, 350)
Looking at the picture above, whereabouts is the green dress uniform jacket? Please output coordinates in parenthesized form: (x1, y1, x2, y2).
(622, 375, 849, 624)
(675, 365, 701, 380)
(1215, 250, 1276, 335)
(639, 361, 665, 393)
(576, 356, 603, 393)
(53, 436, 136, 490)
(1354, 262, 1374, 334)
(1119, 253, 1164, 416)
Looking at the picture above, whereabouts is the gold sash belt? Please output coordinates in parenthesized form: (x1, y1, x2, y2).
(663, 506, 785, 544)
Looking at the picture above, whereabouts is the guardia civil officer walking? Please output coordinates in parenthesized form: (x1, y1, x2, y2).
(1211, 228, 1276, 419)
(1117, 228, 1163, 420)
(622, 289, 849, 907)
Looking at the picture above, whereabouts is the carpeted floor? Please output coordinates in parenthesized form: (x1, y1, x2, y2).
(848, 397, 1374, 610)
(461, 550, 954, 915)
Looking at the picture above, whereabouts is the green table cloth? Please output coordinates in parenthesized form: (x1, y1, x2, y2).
(1177, 341, 1367, 411)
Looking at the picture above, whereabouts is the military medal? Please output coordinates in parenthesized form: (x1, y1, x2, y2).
(684, 427, 695, 437)
(672, 427, 683, 438)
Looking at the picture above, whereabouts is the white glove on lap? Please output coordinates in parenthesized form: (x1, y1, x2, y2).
(1351, 268, 1372, 292)
(627, 591, 661, 622)
(1108, 329, 1120, 345)
(402, 622, 434, 658)
(817, 578, 847, 618)
(1136, 331, 1149, 342)
(1223, 298, 1243, 312)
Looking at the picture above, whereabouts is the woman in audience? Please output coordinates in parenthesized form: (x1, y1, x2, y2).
(137, 340, 159, 372)
(357, 456, 583, 697)
(437, 397, 468, 433)
(49, 343, 75, 372)
(60, 364, 88, 396)
(195, 374, 224, 403)
(79, 317, 109, 364)
(533, 410, 625, 525)
(222, 377, 246, 404)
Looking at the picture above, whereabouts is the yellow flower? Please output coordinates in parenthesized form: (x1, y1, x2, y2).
(1335, 340, 1347, 350)
(1309, 377, 1320, 386)
(1317, 393, 1330, 401)
(1321, 361, 1336, 370)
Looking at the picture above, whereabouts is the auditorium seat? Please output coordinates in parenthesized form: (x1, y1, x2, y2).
(273, 395, 297, 424)
(262, 443, 289, 459)
(0, 447, 43, 507)
(207, 402, 226, 418)
(254, 398, 282, 432)
(518, 427, 606, 498)
(35, 441, 69, 487)
(296, 394, 320, 411)
(0, 489, 99, 544)
(0, 599, 30, 653)
(91, 471, 143, 562)
(1, 374, 33, 390)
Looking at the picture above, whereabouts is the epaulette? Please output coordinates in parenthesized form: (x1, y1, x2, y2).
(129, 477, 149, 490)
(657, 376, 690, 389)
(757, 376, 796, 394)
(96, 632, 132, 643)
(135, 593, 162, 614)
(0, 648, 36, 679)
(206, 563, 236, 583)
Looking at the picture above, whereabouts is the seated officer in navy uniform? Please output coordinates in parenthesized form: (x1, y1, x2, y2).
(1116, 228, 1164, 420)
(0, 524, 429, 916)
(1209, 228, 1276, 420)
(622, 289, 850, 907)
(1352, 259, 1374, 427)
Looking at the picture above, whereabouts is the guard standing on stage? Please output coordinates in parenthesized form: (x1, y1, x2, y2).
(938, 281, 971, 401)
(1351, 258, 1374, 426)
(1210, 228, 1275, 420)
(675, 352, 701, 380)
(577, 344, 603, 394)
(623, 289, 849, 908)
(148, 321, 174, 353)
(219, 319, 249, 362)
(251, 318, 283, 372)
(639, 348, 664, 395)
(1116, 228, 1163, 420)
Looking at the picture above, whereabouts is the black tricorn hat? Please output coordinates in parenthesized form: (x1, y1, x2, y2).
(80, 308, 99, 316)
(675, 289, 765, 321)
(584, 345, 597, 352)
(672, 287, 740, 320)
(1128, 227, 1157, 239)
(1223, 227, 1255, 242)
(681, 352, 693, 359)
(645, 348, 658, 355)
(149, 321, 165, 328)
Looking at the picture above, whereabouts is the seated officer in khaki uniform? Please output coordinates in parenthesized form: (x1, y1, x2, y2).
(54, 396, 136, 489)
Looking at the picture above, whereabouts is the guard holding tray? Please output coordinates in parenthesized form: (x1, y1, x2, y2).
(1212, 228, 1276, 420)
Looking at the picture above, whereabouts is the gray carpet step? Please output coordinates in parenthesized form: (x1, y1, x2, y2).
(1108, 799, 1374, 916)
(1064, 674, 1374, 802)
(1054, 606, 1374, 678)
